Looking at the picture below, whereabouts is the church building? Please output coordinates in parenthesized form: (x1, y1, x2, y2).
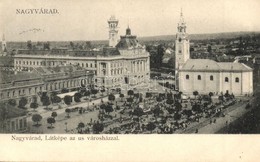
(175, 11, 253, 96)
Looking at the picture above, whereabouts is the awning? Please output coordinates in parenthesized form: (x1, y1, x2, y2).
(57, 91, 77, 98)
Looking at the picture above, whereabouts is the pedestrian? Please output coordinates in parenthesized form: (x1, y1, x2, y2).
(195, 129, 198, 133)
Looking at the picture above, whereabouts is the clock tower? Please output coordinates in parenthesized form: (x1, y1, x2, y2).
(108, 15, 119, 47)
(175, 9, 190, 89)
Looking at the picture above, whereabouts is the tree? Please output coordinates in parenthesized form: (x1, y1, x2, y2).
(132, 107, 144, 117)
(218, 95, 224, 103)
(174, 101, 182, 112)
(209, 92, 213, 103)
(105, 105, 114, 114)
(120, 93, 125, 102)
(173, 113, 182, 121)
(166, 99, 174, 105)
(100, 104, 106, 110)
(108, 94, 115, 103)
(32, 114, 42, 126)
(77, 122, 85, 133)
(166, 92, 173, 99)
(41, 94, 51, 109)
(193, 91, 199, 99)
(18, 97, 28, 109)
(30, 102, 38, 111)
(127, 90, 134, 97)
(8, 99, 16, 107)
(91, 89, 98, 98)
(74, 93, 82, 102)
(70, 41, 74, 49)
(100, 88, 105, 96)
(64, 95, 72, 105)
(61, 88, 69, 93)
(166, 107, 175, 114)
(47, 117, 55, 128)
(153, 106, 162, 117)
(51, 95, 61, 104)
(192, 104, 202, 113)
(65, 108, 71, 118)
(146, 122, 156, 133)
(156, 97, 163, 103)
(145, 92, 152, 99)
(127, 98, 133, 104)
(92, 122, 104, 134)
(84, 90, 91, 97)
(51, 112, 58, 119)
(27, 40, 32, 49)
(43, 41, 50, 50)
(224, 91, 230, 99)
(85, 41, 92, 49)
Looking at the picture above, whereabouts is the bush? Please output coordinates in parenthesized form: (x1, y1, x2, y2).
(18, 97, 28, 109)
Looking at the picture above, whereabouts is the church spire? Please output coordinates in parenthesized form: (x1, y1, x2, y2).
(177, 8, 186, 33)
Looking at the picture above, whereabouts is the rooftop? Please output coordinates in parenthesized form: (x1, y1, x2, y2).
(0, 104, 27, 119)
(180, 59, 252, 72)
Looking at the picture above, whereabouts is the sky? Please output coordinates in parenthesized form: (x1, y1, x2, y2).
(0, 0, 260, 41)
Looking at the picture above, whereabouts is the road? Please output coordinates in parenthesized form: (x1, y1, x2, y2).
(180, 101, 249, 134)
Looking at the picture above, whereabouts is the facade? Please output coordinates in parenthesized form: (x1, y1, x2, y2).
(175, 11, 253, 95)
(178, 59, 253, 95)
(0, 105, 27, 133)
(13, 17, 150, 88)
(0, 65, 94, 102)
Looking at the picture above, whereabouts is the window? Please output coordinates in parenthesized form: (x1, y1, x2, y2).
(82, 63, 84, 67)
(90, 63, 92, 68)
(23, 118, 27, 128)
(186, 75, 189, 80)
(210, 75, 214, 81)
(19, 119, 23, 129)
(225, 77, 229, 82)
(235, 77, 239, 83)
(198, 75, 201, 80)
(86, 63, 88, 67)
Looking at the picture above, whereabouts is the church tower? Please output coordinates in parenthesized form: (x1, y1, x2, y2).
(2, 34, 7, 56)
(108, 15, 119, 47)
(175, 9, 190, 89)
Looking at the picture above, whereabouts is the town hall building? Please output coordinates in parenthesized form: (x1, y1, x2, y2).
(13, 16, 150, 88)
(175, 11, 253, 96)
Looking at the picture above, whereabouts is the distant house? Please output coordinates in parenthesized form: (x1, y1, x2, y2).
(0, 105, 27, 133)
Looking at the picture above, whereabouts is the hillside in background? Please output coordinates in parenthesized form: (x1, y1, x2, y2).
(4, 31, 260, 49)
(138, 31, 260, 42)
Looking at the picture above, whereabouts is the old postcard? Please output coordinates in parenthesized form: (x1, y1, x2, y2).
(0, 0, 260, 161)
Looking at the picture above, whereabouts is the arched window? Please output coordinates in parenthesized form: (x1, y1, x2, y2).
(225, 77, 229, 82)
(186, 75, 189, 80)
(198, 75, 201, 80)
(235, 77, 239, 83)
(210, 75, 214, 81)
